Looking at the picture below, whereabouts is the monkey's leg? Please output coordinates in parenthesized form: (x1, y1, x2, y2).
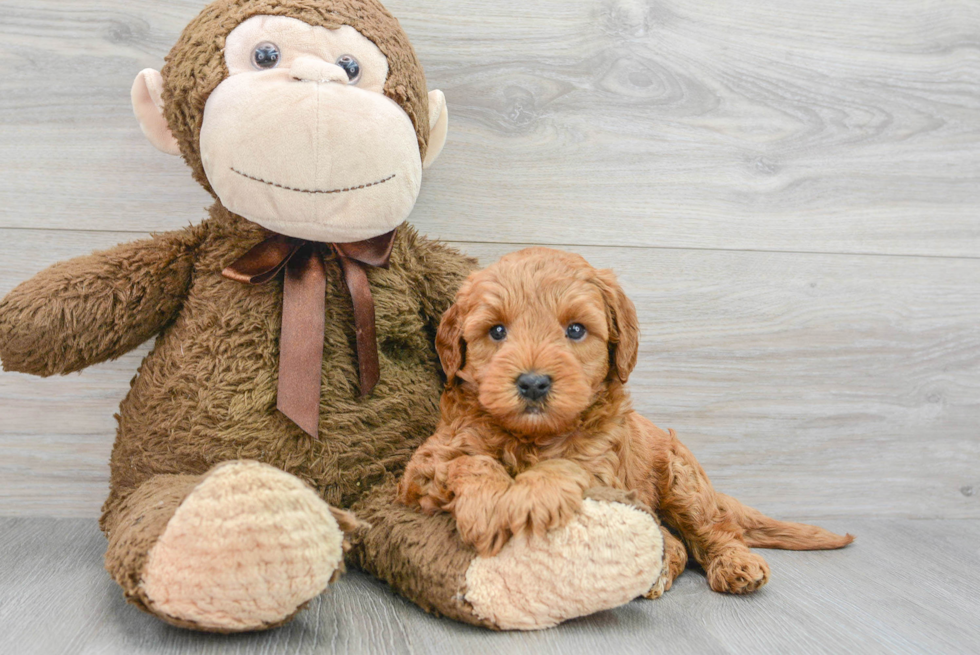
(350, 482, 666, 630)
(659, 437, 769, 594)
(101, 460, 347, 632)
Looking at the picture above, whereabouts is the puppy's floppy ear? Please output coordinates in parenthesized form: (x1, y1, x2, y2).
(435, 301, 466, 382)
(595, 269, 639, 383)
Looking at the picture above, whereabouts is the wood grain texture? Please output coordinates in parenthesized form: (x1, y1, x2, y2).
(0, 0, 978, 255)
(1, 229, 978, 519)
(2, 517, 979, 655)
(2, 1, 979, 648)
(0, 1, 978, 520)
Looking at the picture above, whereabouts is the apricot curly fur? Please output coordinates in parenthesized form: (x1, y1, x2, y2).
(399, 247, 854, 593)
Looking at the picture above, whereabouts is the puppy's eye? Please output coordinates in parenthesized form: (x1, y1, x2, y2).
(566, 323, 587, 341)
(252, 42, 281, 69)
(336, 55, 361, 82)
(489, 325, 507, 341)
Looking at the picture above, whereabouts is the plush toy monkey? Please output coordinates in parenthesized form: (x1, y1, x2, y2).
(0, 0, 665, 632)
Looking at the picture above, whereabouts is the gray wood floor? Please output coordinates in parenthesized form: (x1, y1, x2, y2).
(2, 518, 979, 655)
(1, 0, 979, 652)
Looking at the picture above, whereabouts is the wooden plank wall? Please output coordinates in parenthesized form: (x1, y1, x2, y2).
(1, 0, 977, 520)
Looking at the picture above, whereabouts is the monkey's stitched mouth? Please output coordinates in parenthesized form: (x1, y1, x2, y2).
(231, 167, 396, 195)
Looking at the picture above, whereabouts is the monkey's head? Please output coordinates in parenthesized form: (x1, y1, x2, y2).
(132, 0, 448, 243)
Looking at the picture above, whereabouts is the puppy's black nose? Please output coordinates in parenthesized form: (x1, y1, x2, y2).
(516, 373, 552, 401)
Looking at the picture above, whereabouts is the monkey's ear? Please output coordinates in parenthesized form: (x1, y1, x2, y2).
(423, 90, 449, 170)
(132, 69, 181, 156)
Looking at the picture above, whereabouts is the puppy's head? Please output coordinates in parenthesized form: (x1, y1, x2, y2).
(437, 247, 638, 438)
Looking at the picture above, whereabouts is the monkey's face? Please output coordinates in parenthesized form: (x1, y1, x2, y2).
(133, 9, 449, 244)
(201, 16, 421, 243)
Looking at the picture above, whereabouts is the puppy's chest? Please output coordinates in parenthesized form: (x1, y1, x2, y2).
(496, 435, 625, 483)
(499, 447, 547, 476)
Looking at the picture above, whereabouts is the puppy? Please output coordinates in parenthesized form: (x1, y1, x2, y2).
(398, 247, 853, 594)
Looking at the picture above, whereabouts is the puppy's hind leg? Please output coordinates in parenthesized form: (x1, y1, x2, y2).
(642, 525, 687, 599)
(658, 434, 770, 594)
(658, 525, 688, 593)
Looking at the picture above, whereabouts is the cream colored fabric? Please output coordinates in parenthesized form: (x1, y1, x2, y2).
(131, 69, 181, 156)
(132, 15, 450, 245)
(140, 461, 344, 632)
(464, 498, 665, 630)
(200, 16, 422, 243)
(423, 90, 448, 170)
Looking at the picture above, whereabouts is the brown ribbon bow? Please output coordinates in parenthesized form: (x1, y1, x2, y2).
(222, 229, 396, 437)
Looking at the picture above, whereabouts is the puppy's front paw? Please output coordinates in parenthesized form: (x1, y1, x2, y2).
(453, 478, 586, 557)
(501, 481, 583, 539)
(706, 548, 770, 594)
(451, 493, 513, 556)
(502, 461, 590, 538)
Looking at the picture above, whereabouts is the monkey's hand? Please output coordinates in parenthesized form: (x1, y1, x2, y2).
(0, 229, 199, 376)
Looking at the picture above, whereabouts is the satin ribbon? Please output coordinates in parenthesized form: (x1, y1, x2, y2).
(222, 229, 396, 437)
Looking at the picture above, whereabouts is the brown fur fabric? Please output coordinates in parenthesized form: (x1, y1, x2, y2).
(0, 206, 477, 622)
(0, 231, 196, 376)
(162, 0, 431, 196)
(349, 481, 497, 629)
(102, 473, 205, 615)
(0, 209, 473, 508)
(399, 248, 854, 594)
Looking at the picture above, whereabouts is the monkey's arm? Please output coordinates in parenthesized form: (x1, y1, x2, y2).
(0, 230, 199, 376)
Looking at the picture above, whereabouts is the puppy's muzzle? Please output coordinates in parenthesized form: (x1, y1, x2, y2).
(515, 373, 552, 402)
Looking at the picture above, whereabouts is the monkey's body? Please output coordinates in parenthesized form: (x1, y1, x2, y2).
(99, 209, 460, 515)
(0, 0, 667, 633)
(89, 207, 479, 629)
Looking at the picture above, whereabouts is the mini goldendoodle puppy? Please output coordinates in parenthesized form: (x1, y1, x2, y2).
(398, 247, 853, 594)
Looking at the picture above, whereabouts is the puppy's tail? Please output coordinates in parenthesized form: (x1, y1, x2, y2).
(718, 493, 855, 550)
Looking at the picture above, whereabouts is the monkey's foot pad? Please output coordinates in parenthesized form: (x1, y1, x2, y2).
(464, 498, 665, 630)
(139, 461, 345, 632)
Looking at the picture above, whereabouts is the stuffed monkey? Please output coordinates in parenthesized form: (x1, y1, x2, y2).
(0, 0, 665, 632)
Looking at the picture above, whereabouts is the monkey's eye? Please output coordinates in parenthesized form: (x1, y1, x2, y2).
(489, 325, 507, 342)
(566, 323, 587, 341)
(336, 55, 361, 82)
(252, 42, 281, 69)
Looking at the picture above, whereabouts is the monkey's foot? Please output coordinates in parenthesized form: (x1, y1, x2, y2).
(464, 497, 665, 629)
(138, 461, 345, 632)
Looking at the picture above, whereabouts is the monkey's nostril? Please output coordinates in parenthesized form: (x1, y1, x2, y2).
(516, 373, 552, 402)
